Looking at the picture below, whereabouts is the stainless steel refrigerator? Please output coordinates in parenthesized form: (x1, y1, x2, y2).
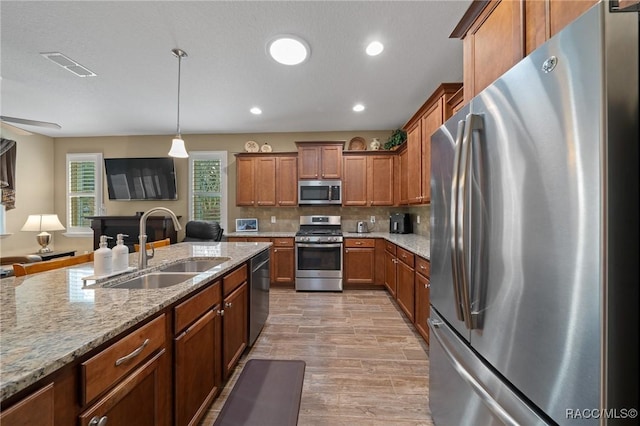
(429, 3, 638, 425)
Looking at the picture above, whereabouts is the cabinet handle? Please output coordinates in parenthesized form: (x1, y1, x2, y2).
(425, 283, 430, 289)
(218, 309, 224, 317)
(225, 302, 233, 308)
(345, 249, 349, 253)
(420, 265, 426, 270)
(115, 339, 149, 366)
(274, 249, 278, 253)
(89, 416, 108, 426)
(355, 241, 362, 245)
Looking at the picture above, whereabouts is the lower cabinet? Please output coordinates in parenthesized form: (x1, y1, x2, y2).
(344, 238, 376, 287)
(0, 383, 54, 426)
(414, 257, 431, 345)
(384, 242, 398, 298)
(79, 350, 168, 426)
(174, 282, 222, 426)
(227, 237, 295, 286)
(395, 247, 416, 322)
(222, 266, 249, 380)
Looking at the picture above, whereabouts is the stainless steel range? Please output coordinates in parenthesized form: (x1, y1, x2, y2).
(295, 215, 343, 291)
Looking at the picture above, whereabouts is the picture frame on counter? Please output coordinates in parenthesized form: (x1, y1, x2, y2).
(235, 218, 258, 232)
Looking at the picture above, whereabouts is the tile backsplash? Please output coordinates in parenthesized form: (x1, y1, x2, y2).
(233, 205, 430, 237)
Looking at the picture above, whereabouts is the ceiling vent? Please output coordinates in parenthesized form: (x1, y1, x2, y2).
(40, 52, 97, 77)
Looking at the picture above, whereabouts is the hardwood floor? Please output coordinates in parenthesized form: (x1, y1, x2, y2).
(199, 288, 433, 425)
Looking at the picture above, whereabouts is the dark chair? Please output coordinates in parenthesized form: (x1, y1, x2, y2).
(183, 220, 224, 242)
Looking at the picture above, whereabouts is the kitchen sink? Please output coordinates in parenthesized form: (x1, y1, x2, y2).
(104, 272, 199, 289)
(158, 257, 230, 273)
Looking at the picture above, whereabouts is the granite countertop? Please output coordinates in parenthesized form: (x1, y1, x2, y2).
(0, 241, 271, 402)
(226, 231, 430, 259)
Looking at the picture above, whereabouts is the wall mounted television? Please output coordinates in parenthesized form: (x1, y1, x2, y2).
(104, 157, 178, 200)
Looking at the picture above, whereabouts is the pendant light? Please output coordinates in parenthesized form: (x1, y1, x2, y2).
(168, 48, 189, 158)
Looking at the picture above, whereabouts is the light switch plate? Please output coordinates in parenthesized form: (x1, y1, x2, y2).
(417, 215, 421, 224)
(271, 216, 276, 223)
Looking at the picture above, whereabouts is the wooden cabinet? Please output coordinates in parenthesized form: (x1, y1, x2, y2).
(222, 267, 248, 379)
(0, 383, 54, 426)
(174, 283, 222, 426)
(384, 242, 398, 298)
(79, 350, 168, 426)
(235, 153, 298, 207)
(342, 153, 394, 206)
(453, 0, 598, 104)
(414, 257, 431, 345)
(403, 83, 462, 204)
(344, 238, 376, 287)
(271, 238, 295, 286)
(79, 314, 170, 426)
(227, 237, 295, 286)
(395, 247, 416, 322)
(397, 145, 409, 205)
(296, 142, 343, 180)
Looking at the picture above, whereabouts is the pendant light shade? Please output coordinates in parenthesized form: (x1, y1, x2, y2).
(169, 48, 189, 158)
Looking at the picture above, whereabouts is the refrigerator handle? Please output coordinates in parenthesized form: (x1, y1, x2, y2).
(458, 113, 483, 330)
(450, 119, 466, 322)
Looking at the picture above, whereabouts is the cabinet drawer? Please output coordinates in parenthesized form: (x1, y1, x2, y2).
(345, 238, 375, 248)
(223, 264, 248, 297)
(415, 257, 430, 278)
(397, 247, 415, 268)
(385, 242, 397, 255)
(174, 282, 221, 334)
(81, 314, 166, 404)
(273, 238, 294, 247)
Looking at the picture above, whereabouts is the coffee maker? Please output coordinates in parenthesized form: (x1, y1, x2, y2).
(389, 213, 411, 234)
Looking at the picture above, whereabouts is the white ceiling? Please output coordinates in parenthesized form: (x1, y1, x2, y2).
(0, 0, 471, 138)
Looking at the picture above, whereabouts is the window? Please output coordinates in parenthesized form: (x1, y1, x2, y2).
(189, 151, 227, 230)
(66, 153, 103, 235)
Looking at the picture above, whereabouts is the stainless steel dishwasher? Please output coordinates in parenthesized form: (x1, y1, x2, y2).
(249, 249, 270, 346)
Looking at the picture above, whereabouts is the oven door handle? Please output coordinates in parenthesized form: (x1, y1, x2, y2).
(295, 243, 343, 248)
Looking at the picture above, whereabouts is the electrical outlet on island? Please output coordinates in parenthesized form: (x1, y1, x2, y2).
(370, 216, 376, 224)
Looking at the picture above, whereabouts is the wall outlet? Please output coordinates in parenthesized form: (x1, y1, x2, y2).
(370, 216, 376, 224)
(271, 216, 276, 224)
(417, 215, 421, 224)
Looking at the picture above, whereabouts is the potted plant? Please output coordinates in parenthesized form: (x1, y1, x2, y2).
(384, 129, 407, 150)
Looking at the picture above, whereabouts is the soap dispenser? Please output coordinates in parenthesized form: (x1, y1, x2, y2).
(112, 233, 130, 273)
(94, 235, 113, 276)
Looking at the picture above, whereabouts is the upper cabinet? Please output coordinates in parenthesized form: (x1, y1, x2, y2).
(452, 0, 598, 104)
(342, 152, 394, 206)
(296, 141, 344, 180)
(402, 83, 462, 204)
(235, 153, 297, 207)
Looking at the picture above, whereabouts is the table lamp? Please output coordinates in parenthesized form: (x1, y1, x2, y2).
(21, 214, 66, 253)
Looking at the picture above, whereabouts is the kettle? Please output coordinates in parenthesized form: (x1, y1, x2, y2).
(356, 221, 369, 233)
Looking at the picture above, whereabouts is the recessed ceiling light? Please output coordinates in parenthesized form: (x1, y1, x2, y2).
(250, 107, 262, 115)
(267, 35, 310, 65)
(353, 104, 365, 112)
(366, 41, 384, 56)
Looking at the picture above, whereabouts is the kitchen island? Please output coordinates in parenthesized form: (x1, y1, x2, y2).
(0, 241, 270, 405)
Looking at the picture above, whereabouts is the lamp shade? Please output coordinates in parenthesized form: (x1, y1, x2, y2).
(21, 214, 66, 232)
(168, 137, 189, 158)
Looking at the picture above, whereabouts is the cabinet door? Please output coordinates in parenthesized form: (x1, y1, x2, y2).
(463, 0, 523, 104)
(298, 146, 320, 179)
(236, 157, 256, 206)
(398, 147, 409, 205)
(342, 156, 368, 206)
(320, 145, 342, 179)
(255, 157, 276, 207)
(276, 156, 298, 206)
(396, 260, 415, 322)
(384, 250, 397, 298)
(344, 242, 375, 286)
(415, 272, 431, 345)
(0, 383, 54, 426)
(79, 350, 169, 426)
(368, 155, 394, 206)
(174, 309, 221, 426)
(420, 101, 443, 204)
(407, 121, 423, 204)
(223, 282, 248, 379)
(272, 246, 294, 285)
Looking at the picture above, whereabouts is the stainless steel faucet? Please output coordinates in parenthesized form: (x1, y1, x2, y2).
(138, 207, 182, 269)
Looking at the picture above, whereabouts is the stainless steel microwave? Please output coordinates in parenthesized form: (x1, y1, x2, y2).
(298, 180, 342, 205)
